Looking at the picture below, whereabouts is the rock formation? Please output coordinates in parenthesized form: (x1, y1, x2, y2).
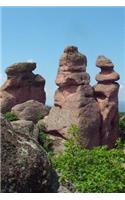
(11, 100, 49, 123)
(44, 46, 101, 152)
(0, 62, 46, 113)
(94, 56, 120, 148)
(1, 115, 59, 192)
(11, 119, 39, 141)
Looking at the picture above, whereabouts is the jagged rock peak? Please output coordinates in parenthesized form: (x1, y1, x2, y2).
(5, 62, 36, 76)
(96, 55, 114, 68)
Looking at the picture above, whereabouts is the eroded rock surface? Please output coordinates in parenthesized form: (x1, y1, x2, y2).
(11, 119, 39, 140)
(94, 56, 120, 148)
(1, 115, 58, 192)
(0, 62, 46, 113)
(44, 46, 101, 151)
(11, 100, 49, 123)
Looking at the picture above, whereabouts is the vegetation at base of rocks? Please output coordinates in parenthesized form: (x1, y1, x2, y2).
(36, 105, 51, 122)
(38, 131, 53, 155)
(119, 112, 125, 118)
(119, 112, 125, 132)
(51, 124, 125, 193)
(115, 137, 125, 149)
(37, 122, 53, 156)
(36, 112, 45, 121)
(119, 120, 125, 132)
(4, 112, 18, 121)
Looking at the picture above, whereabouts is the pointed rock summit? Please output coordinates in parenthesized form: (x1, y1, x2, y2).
(94, 56, 120, 148)
(0, 62, 46, 113)
(43, 46, 101, 152)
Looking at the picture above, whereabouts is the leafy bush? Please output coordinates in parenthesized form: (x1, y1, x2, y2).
(119, 112, 125, 142)
(38, 131, 53, 153)
(4, 112, 18, 121)
(115, 138, 125, 149)
(119, 112, 125, 118)
(37, 122, 53, 155)
(52, 124, 125, 193)
(119, 118, 125, 132)
(36, 112, 45, 121)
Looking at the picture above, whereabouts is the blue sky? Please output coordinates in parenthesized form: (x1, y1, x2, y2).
(1, 7, 125, 110)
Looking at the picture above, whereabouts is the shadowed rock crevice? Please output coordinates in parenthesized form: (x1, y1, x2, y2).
(45, 130, 68, 140)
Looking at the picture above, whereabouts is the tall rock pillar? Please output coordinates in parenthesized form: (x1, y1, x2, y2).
(44, 46, 101, 152)
(94, 56, 120, 148)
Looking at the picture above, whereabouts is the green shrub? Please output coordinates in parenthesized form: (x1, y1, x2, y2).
(38, 131, 53, 154)
(36, 112, 45, 121)
(4, 112, 18, 121)
(52, 124, 125, 193)
(118, 112, 125, 144)
(119, 112, 125, 118)
(119, 119, 125, 132)
(37, 122, 53, 155)
(116, 138, 125, 149)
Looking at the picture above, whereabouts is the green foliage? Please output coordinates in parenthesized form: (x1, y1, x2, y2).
(119, 119, 125, 132)
(119, 113, 125, 140)
(67, 124, 80, 144)
(38, 131, 53, 154)
(36, 112, 45, 121)
(37, 122, 53, 155)
(116, 138, 125, 149)
(119, 112, 125, 118)
(4, 112, 18, 121)
(52, 124, 125, 193)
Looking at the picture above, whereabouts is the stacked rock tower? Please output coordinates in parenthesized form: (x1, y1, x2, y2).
(44, 46, 101, 151)
(94, 56, 120, 148)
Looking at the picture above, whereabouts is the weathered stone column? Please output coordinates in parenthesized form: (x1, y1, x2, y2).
(94, 56, 120, 148)
(44, 46, 101, 152)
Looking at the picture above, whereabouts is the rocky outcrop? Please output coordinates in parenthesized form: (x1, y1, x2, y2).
(1, 115, 59, 192)
(44, 46, 101, 151)
(11, 100, 49, 123)
(0, 62, 46, 113)
(11, 120, 39, 140)
(94, 56, 120, 148)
